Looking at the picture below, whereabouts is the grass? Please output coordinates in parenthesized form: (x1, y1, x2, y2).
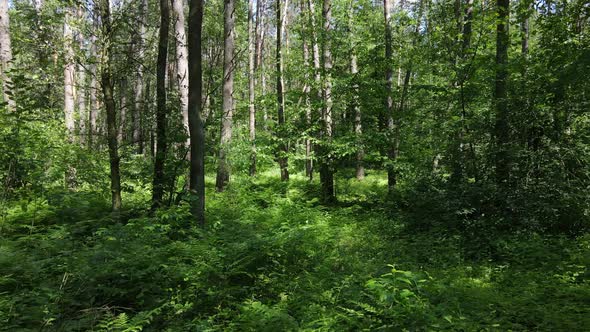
(1, 170, 589, 331)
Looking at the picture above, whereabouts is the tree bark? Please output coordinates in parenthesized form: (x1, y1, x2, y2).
(248, 0, 257, 176)
(384, 0, 396, 192)
(89, 21, 98, 148)
(349, 0, 363, 180)
(307, 0, 321, 182)
(152, 0, 171, 210)
(320, 0, 334, 201)
(98, 0, 122, 212)
(0, 0, 14, 111)
(494, 0, 510, 188)
(172, 0, 190, 150)
(302, 0, 313, 180)
(188, 0, 205, 225)
(216, 0, 235, 191)
(64, 7, 77, 187)
(255, 0, 265, 70)
(133, 0, 147, 154)
(64, 8, 76, 140)
(276, 0, 289, 181)
(76, 5, 87, 147)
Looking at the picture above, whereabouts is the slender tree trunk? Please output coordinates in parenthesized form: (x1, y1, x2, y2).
(77, 67, 87, 145)
(349, 0, 363, 180)
(98, 0, 122, 212)
(0, 0, 14, 111)
(76, 6, 87, 147)
(521, 0, 530, 56)
(216, 0, 235, 191)
(248, 0, 257, 176)
(308, 0, 321, 181)
(188, 0, 205, 225)
(494, 0, 510, 188)
(276, 0, 289, 181)
(89, 32, 98, 148)
(64, 9, 76, 140)
(308, 0, 321, 99)
(255, 0, 265, 70)
(172, 0, 190, 150)
(302, 0, 313, 179)
(319, 0, 334, 201)
(384, 0, 396, 192)
(64, 7, 77, 187)
(133, 0, 147, 153)
(152, 0, 170, 209)
(118, 78, 127, 143)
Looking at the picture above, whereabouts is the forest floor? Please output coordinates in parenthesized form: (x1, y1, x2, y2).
(1, 170, 589, 331)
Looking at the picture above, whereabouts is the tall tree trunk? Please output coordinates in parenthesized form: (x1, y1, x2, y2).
(172, 0, 190, 150)
(133, 0, 147, 153)
(494, 0, 510, 188)
(307, 0, 321, 181)
(384, 0, 396, 192)
(276, 0, 289, 181)
(64, 7, 77, 187)
(255, 0, 265, 70)
(152, 0, 170, 209)
(64, 9, 76, 140)
(248, 0, 257, 176)
(319, 0, 334, 201)
(216, 0, 235, 191)
(349, 0, 363, 180)
(89, 24, 98, 148)
(118, 77, 127, 143)
(188, 0, 205, 225)
(0, 0, 14, 111)
(77, 6, 87, 147)
(98, 0, 122, 212)
(302, 0, 313, 179)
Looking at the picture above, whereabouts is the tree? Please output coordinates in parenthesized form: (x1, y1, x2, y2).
(188, 0, 205, 225)
(349, 0, 363, 180)
(248, 0, 257, 176)
(383, 0, 396, 192)
(216, 0, 235, 191)
(301, 0, 312, 179)
(495, 0, 510, 188)
(0, 0, 14, 111)
(98, 0, 122, 212)
(319, 0, 334, 201)
(133, 0, 147, 154)
(276, 0, 289, 181)
(172, 0, 190, 150)
(76, 7, 87, 147)
(64, 7, 77, 187)
(152, 0, 171, 209)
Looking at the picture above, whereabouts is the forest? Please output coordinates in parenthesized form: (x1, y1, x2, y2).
(0, 0, 589, 330)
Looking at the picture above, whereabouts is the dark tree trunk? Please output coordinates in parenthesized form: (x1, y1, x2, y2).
(188, 0, 205, 225)
(152, 0, 170, 210)
(98, 0, 122, 212)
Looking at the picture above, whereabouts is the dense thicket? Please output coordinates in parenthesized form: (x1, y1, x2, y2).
(0, 0, 589, 330)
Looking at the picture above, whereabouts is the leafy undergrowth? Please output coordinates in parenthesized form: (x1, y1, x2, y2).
(1, 171, 589, 331)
